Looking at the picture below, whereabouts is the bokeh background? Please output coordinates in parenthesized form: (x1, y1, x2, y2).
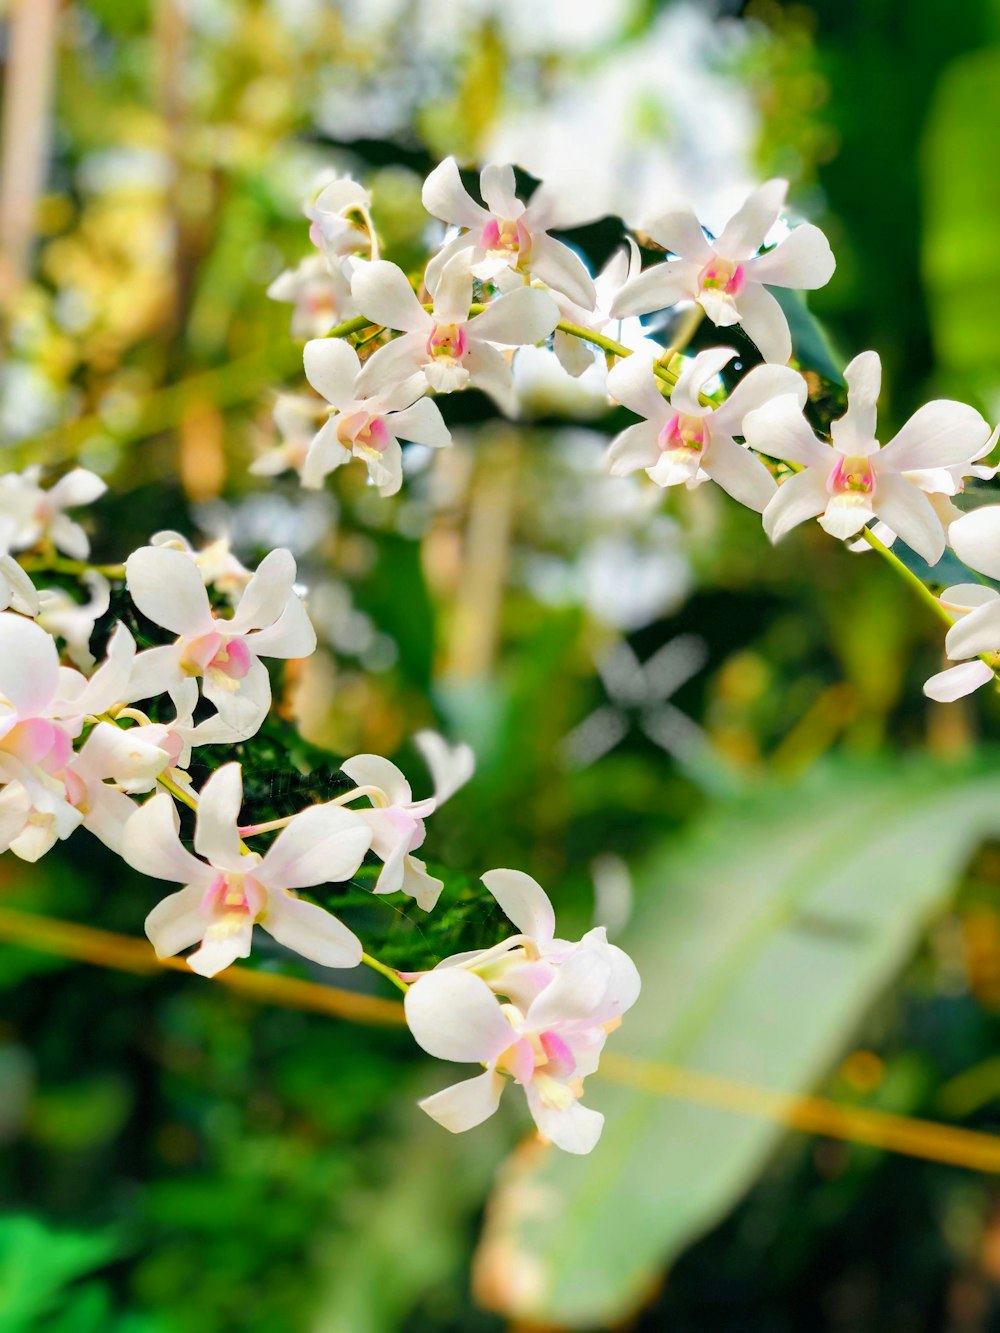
(5, 1, 1000, 1329)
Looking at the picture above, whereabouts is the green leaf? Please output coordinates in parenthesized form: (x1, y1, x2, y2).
(474, 758, 1000, 1328)
(0, 1215, 118, 1332)
(922, 48, 1000, 388)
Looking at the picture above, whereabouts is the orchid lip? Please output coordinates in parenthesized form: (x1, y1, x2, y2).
(828, 454, 876, 497)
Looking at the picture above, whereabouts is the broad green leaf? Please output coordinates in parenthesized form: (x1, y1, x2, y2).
(923, 49, 1000, 389)
(474, 759, 1000, 1328)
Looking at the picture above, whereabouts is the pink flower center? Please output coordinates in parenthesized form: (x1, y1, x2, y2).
(697, 258, 745, 297)
(201, 872, 265, 920)
(181, 632, 252, 680)
(426, 322, 467, 361)
(482, 216, 531, 261)
(336, 410, 390, 454)
(658, 412, 706, 454)
(828, 454, 876, 497)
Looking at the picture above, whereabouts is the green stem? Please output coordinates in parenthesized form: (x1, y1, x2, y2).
(361, 951, 409, 993)
(19, 554, 125, 579)
(860, 527, 954, 627)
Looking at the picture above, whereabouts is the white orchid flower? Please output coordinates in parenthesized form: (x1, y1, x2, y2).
(422, 158, 597, 310)
(405, 872, 639, 1154)
(610, 179, 835, 364)
(847, 428, 999, 554)
(412, 867, 640, 1012)
(36, 570, 110, 670)
(607, 347, 805, 512)
(0, 467, 106, 559)
(338, 731, 475, 911)
(351, 255, 559, 414)
(267, 253, 358, 339)
(121, 763, 372, 977)
(251, 394, 327, 481)
(305, 176, 375, 265)
(124, 545, 316, 739)
(551, 239, 655, 377)
(301, 338, 450, 495)
(0, 614, 135, 860)
(923, 584, 1000, 702)
(743, 351, 993, 564)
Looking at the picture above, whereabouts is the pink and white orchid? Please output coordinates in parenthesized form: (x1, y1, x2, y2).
(351, 255, 559, 413)
(610, 179, 835, 364)
(404, 869, 640, 1154)
(305, 176, 375, 266)
(301, 338, 451, 495)
(422, 158, 597, 310)
(743, 351, 994, 564)
(0, 614, 135, 860)
(251, 394, 327, 481)
(923, 584, 1000, 702)
(121, 763, 372, 977)
(606, 347, 805, 511)
(0, 467, 106, 559)
(339, 731, 475, 911)
(267, 253, 358, 339)
(36, 570, 110, 670)
(124, 544, 316, 739)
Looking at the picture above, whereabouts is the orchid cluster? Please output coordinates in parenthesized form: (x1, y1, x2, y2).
(264, 157, 1000, 705)
(0, 454, 634, 1153)
(7, 155, 1000, 1162)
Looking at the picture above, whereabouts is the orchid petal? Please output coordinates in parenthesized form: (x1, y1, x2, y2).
(351, 260, 429, 334)
(479, 162, 522, 218)
(126, 546, 212, 637)
(144, 884, 206, 959)
(715, 178, 788, 259)
(528, 233, 596, 311)
(404, 967, 514, 1064)
(873, 472, 947, 565)
(746, 223, 835, 289)
(471, 287, 560, 346)
(734, 281, 792, 364)
(606, 422, 661, 476)
(609, 260, 697, 319)
(762, 468, 830, 543)
(950, 506, 1000, 580)
(644, 208, 712, 263)
(481, 868, 556, 942)
(418, 1069, 506, 1132)
(262, 889, 362, 968)
(705, 433, 778, 512)
(879, 401, 992, 473)
(193, 763, 245, 872)
(389, 397, 451, 449)
(422, 158, 487, 229)
(258, 804, 371, 888)
(671, 347, 736, 416)
(121, 791, 211, 885)
(526, 1086, 604, 1154)
(302, 338, 361, 407)
(0, 612, 60, 716)
(924, 660, 994, 702)
(742, 394, 829, 468)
